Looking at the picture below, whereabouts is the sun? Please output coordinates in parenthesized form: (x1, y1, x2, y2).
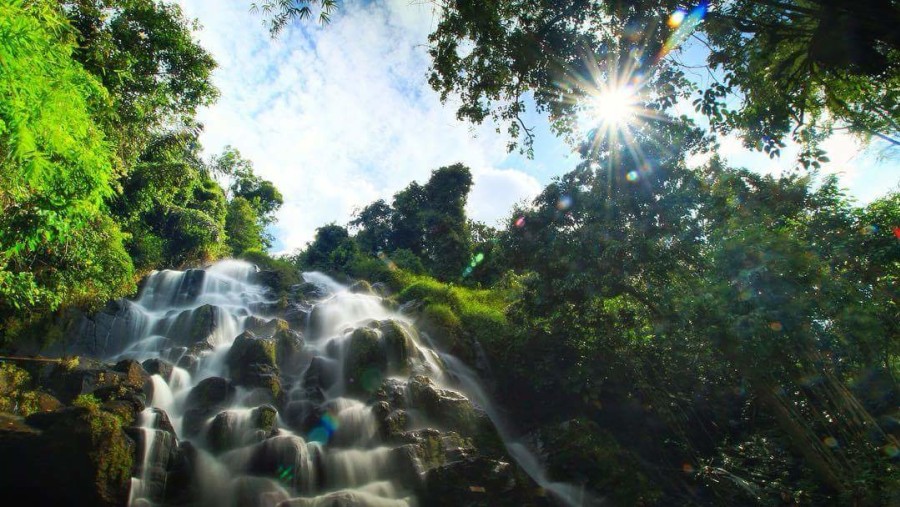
(590, 85, 638, 126)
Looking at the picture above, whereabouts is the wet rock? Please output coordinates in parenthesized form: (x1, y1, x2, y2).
(207, 405, 278, 454)
(407, 376, 479, 436)
(246, 435, 321, 493)
(164, 441, 200, 505)
(283, 303, 311, 330)
(231, 476, 291, 507)
(166, 304, 221, 348)
(292, 282, 327, 300)
(246, 317, 291, 339)
(142, 358, 174, 382)
(44, 360, 146, 405)
(348, 280, 376, 296)
(279, 490, 410, 507)
(304, 356, 340, 392)
(183, 377, 236, 437)
(0, 405, 135, 507)
(344, 327, 386, 396)
(372, 401, 410, 441)
(227, 331, 277, 376)
(371, 282, 391, 297)
(283, 400, 326, 435)
(422, 457, 539, 507)
(43, 299, 138, 357)
(343, 321, 422, 398)
(274, 328, 307, 375)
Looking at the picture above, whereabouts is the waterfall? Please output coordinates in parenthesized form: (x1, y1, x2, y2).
(106, 260, 586, 507)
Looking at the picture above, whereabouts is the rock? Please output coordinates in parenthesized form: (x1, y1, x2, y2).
(227, 331, 277, 377)
(44, 360, 146, 405)
(164, 441, 200, 505)
(343, 321, 422, 398)
(303, 356, 340, 392)
(292, 282, 328, 300)
(372, 401, 410, 441)
(274, 328, 306, 375)
(407, 376, 479, 437)
(283, 400, 325, 435)
(0, 405, 135, 507)
(206, 405, 277, 454)
(245, 435, 321, 494)
(245, 317, 291, 339)
(231, 476, 290, 507)
(182, 377, 236, 437)
(113, 359, 151, 387)
(371, 282, 391, 297)
(348, 280, 376, 296)
(343, 327, 386, 396)
(422, 457, 542, 507)
(166, 304, 222, 348)
(278, 490, 411, 506)
(43, 299, 139, 357)
(142, 358, 174, 382)
(283, 303, 311, 330)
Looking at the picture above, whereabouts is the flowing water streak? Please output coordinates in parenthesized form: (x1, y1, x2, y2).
(115, 261, 580, 506)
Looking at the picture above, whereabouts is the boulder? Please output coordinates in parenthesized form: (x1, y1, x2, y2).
(343, 327, 386, 396)
(206, 404, 278, 454)
(182, 377, 236, 437)
(421, 457, 543, 507)
(0, 405, 135, 507)
(407, 376, 479, 436)
(278, 490, 411, 507)
(303, 356, 340, 392)
(348, 280, 376, 296)
(227, 331, 277, 376)
(274, 328, 306, 375)
(166, 304, 221, 348)
(142, 358, 174, 382)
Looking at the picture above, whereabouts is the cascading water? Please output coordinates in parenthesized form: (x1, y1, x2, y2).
(106, 260, 588, 507)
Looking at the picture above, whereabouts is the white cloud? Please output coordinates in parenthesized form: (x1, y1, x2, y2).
(468, 168, 542, 226)
(178, 0, 514, 254)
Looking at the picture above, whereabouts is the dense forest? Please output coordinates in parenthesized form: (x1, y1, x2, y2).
(1, 1, 898, 506)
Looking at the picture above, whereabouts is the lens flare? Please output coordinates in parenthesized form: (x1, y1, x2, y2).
(514, 216, 526, 228)
(591, 86, 638, 126)
(668, 9, 687, 28)
(625, 170, 639, 182)
(556, 195, 573, 210)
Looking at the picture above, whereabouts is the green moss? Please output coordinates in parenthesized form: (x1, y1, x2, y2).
(0, 362, 39, 416)
(73, 394, 134, 502)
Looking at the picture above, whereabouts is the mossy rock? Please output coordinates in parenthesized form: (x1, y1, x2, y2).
(168, 304, 221, 347)
(245, 317, 291, 339)
(226, 331, 277, 376)
(421, 457, 545, 507)
(0, 398, 135, 507)
(343, 327, 387, 397)
(183, 377, 236, 437)
(348, 280, 376, 295)
(142, 358, 174, 382)
(407, 375, 480, 437)
(273, 328, 306, 374)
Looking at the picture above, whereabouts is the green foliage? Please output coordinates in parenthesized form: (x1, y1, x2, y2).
(0, 0, 136, 331)
(297, 224, 359, 273)
(213, 146, 283, 252)
(226, 197, 265, 255)
(425, 0, 899, 157)
(64, 0, 219, 163)
(0, 362, 38, 416)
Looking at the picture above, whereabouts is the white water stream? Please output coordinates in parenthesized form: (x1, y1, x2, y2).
(113, 260, 587, 507)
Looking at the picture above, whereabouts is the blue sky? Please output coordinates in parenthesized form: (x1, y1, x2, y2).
(178, 0, 898, 254)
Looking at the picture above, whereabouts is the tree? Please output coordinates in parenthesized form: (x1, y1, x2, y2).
(225, 197, 264, 255)
(62, 0, 219, 164)
(0, 0, 134, 330)
(299, 224, 359, 272)
(349, 199, 393, 255)
(424, 0, 899, 158)
(211, 146, 283, 250)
